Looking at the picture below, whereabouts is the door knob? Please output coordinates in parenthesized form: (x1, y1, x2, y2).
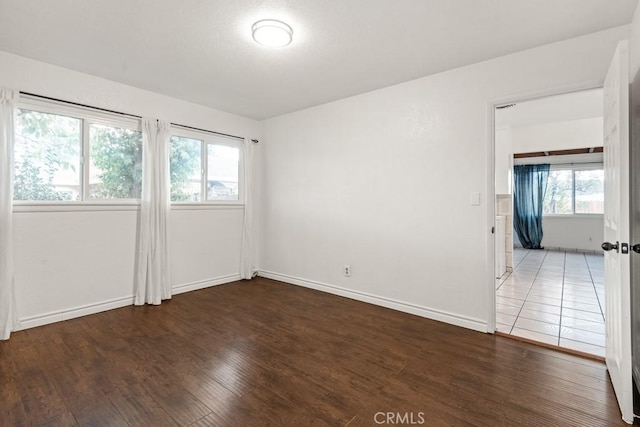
(632, 244, 640, 254)
(602, 241, 619, 252)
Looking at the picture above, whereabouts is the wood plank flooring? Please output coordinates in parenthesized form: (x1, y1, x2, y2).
(0, 277, 631, 426)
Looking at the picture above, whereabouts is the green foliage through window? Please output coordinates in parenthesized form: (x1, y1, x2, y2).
(14, 109, 80, 201)
(169, 135, 240, 203)
(14, 102, 242, 204)
(542, 167, 604, 215)
(90, 124, 142, 199)
(14, 107, 142, 201)
(169, 136, 202, 202)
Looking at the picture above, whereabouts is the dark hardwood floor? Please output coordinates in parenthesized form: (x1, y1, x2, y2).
(0, 277, 631, 426)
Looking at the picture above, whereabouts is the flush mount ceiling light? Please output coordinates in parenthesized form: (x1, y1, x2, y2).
(252, 19, 293, 47)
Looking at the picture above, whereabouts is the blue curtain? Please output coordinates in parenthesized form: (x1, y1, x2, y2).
(513, 164, 550, 249)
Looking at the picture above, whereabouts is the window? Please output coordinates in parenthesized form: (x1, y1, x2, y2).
(14, 98, 142, 202)
(89, 124, 142, 199)
(170, 136, 202, 202)
(543, 166, 604, 215)
(13, 96, 243, 206)
(543, 170, 572, 214)
(207, 144, 239, 201)
(170, 131, 241, 203)
(574, 169, 604, 213)
(14, 109, 82, 201)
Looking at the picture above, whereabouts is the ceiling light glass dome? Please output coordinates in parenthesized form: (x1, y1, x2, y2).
(252, 19, 293, 47)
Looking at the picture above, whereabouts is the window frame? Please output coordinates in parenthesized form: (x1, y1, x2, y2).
(169, 126, 244, 206)
(542, 163, 604, 217)
(14, 96, 142, 206)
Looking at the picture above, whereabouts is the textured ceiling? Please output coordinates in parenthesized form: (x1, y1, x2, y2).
(0, 0, 636, 120)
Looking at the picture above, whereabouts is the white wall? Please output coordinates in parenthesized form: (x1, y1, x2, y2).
(0, 51, 262, 328)
(510, 117, 603, 153)
(542, 217, 604, 252)
(512, 214, 604, 252)
(512, 216, 604, 252)
(260, 26, 629, 332)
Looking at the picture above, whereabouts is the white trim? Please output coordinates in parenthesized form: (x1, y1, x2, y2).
(258, 270, 487, 333)
(171, 203, 244, 210)
(15, 99, 143, 204)
(488, 80, 603, 112)
(514, 158, 604, 168)
(485, 99, 497, 334)
(543, 213, 604, 219)
(13, 202, 140, 213)
(172, 274, 241, 295)
(17, 295, 135, 330)
(13, 96, 246, 208)
(16, 274, 241, 331)
(486, 80, 604, 340)
(170, 127, 244, 205)
(12, 203, 245, 213)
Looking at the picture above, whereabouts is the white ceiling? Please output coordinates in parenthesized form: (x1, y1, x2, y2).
(495, 88, 604, 128)
(0, 0, 636, 120)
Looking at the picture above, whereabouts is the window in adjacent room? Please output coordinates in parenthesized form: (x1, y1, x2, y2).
(543, 166, 604, 215)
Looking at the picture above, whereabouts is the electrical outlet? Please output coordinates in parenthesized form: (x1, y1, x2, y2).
(344, 265, 351, 277)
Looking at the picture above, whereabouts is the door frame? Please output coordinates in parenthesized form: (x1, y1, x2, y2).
(485, 80, 604, 335)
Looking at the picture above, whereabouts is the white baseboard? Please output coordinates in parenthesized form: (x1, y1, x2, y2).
(17, 295, 135, 330)
(172, 274, 241, 295)
(258, 270, 487, 333)
(17, 274, 242, 331)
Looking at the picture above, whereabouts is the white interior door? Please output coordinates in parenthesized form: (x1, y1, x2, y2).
(603, 39, 633, 424)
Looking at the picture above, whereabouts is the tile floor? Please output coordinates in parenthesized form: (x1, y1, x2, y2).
(496, 247, 605, 357)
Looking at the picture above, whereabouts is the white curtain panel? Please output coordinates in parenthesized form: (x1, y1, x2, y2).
(240, 139, 254, 280)
(0, 88, 18, 340)
(135, 118, 171, 305)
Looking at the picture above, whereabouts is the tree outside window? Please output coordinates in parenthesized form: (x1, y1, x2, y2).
(14, 109, 81, 201)
(542, 167, 604, 215)
(14, 108, 145, 202)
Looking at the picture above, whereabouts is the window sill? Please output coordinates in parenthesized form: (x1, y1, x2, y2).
(170, 204, 244, 210)
(13, 202, 140, 213)
(13, 202, 244, 213)
(543, 214, 604, 219)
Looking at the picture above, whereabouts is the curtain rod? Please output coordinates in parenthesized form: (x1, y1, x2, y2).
(19, 91, 258, 144)
(170, 123, 254, 143)
(20, 91, 143, 119)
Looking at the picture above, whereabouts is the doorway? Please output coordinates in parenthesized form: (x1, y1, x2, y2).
(493, 88, 606, 358)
